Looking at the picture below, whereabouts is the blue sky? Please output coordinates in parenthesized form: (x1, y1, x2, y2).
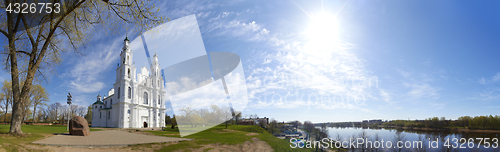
(1, 0, 500, 123)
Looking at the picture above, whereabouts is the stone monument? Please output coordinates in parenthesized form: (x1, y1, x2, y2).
(69, 116, 90, 136)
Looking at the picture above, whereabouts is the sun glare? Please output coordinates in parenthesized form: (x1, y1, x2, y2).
(305, 13, 339, 54)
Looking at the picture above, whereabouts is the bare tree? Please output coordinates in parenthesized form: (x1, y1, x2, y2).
(392, 131, 407, 152)
(292, 120, 301, 131)
(30, 84, 49, 123)
(234, 111, 241, 125)
(334, 133, 342, 152)
(413, 135, 427, 152)
(358, 130, 369, 152)
(180, 106, 196, 128)
(0, 80, 13, 122)
(370, 133, 381, 152)
(349, 133, 357, 152)
(48, 102, 61, 122)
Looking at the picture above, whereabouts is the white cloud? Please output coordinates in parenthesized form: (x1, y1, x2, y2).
(398, 70, 411, 78)
(63, 37, 121, 94)
(479, 77, 486, 85)
(472, 87, 500, 101)
(492, 73, 500, 82)
(404, 83, 440, 100)
(379, 89, 393, 104)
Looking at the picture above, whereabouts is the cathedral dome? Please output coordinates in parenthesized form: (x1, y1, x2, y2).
(92, 100, 104, 105)
(92, 95, 104, 105)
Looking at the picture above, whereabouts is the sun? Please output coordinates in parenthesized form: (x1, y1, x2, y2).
(305, 13, 339, 53)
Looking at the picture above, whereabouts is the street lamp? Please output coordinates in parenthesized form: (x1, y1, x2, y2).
(67, 93, 72, 131)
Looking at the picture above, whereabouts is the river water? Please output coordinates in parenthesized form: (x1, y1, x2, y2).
(325, 127, 499, 152)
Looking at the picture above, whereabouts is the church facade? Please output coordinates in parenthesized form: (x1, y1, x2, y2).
(92, 37, 166, 128)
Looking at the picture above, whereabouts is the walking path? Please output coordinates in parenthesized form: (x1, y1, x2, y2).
(32, 130, 192, 148)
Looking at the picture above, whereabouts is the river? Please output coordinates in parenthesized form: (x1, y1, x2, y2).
(325, 127, 499, 152)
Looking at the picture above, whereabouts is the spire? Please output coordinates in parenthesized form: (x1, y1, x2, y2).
(123, 35, 130, 51)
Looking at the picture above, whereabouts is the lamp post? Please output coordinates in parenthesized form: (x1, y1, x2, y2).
(67, 93, 72, 131)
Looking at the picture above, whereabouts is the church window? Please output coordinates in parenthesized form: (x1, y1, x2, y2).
(157, 80, 159, 87)
(128, 68, 131, 78)
(123, 57, 125, 63)
(118, 87, 120, 99)
(127, 55, 129, 62)
(105, 101, 107, 106)
(158, 113, 160, 117)
(144, 92, 148, 104)
(108, 111, 111, 119)
(110, 99, 113, 106)
(128, 87, 131, 99)
(128, 110, 130, 114)
(158, 95, 161, 105)
(100, 106, 102, 109)
(95, 106, 97, 108)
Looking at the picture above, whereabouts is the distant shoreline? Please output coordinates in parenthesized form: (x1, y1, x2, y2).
(382, 126, 500, 133)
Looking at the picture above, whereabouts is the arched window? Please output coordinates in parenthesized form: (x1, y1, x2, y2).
(108, 111, 111, 119)
(110, 99, 113, 105)
(128, 110, 130, 114)
(158, 95, 161, 105)
(128, 87, 131, 99)
(117, 87, 120, 99)
(105, 101, 107, 106)
(100, 106, 102, 109)
(128, 68, 131, 78)
(95, 106, 97, 108)
(144, 92, 148, 104)
(127, 55, 129, 62)
(157, 80, 159, 87)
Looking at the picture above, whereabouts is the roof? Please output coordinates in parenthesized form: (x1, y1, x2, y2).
(92, 100, 104, 105)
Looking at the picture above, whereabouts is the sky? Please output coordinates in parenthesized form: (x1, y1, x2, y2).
(1, 0, 500, 123)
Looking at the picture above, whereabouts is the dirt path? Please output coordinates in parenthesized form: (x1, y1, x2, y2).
(20, 142, 175, 152)
(188, 137, 273, 152)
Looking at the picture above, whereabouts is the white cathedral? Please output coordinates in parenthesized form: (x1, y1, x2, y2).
(92, 37, 166, 128)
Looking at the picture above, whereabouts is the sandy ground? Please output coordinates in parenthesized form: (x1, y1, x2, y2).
(19, 142, 175, 152)
(14, 138, 273, 152)
(188, 137, 273, 152)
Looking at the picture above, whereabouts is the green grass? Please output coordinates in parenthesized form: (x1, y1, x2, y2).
(0, 124, 101, 134)
(147, 124, 313, 152)
(0, 124, 101, 151)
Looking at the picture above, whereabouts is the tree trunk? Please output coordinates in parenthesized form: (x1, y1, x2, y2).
(8, 28, 24, 135)
(33, 105, 37, 124)
(4, 101, 8, 123)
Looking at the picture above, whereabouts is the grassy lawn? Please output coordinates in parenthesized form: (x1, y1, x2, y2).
(0, 124, 101, 134)
(147, 124, 314, 152)
(0, 124, 101, 151)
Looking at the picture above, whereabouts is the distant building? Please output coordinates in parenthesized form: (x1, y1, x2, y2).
(238, 120, 255, 125)
(369, 119, 383, 123)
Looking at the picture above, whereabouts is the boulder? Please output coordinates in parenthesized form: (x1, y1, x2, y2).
(69, 116, 90, 136)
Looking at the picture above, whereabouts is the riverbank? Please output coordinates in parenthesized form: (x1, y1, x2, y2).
(382, 126, 500, 133)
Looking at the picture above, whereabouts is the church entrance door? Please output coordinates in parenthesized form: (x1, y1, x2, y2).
(144, 122, 148, 128)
